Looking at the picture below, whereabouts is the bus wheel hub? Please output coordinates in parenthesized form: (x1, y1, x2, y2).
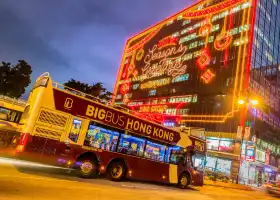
(81, 161, 93, 174)
(181, 177, 187, 185)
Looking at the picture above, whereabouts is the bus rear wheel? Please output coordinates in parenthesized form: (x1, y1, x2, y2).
(107, 161, 126, 182)
(77, 158, 98, 178)
(178, 173, 190, 189)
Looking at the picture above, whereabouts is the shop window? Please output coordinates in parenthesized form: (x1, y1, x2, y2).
(218, 140, 234, 152)
(69, 119, 82, 143)
(207, 138, 219, 151)
(117, 134, 145, 157)
(216, 158, 232, 175)
(256, 149, 266, 162)
(84, 124, 120, 151)
(205, 156, 217, 171)
(165, 146, 184, 164)
(144, 141, 166, 162)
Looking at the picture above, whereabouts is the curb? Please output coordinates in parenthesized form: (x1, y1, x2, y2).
(204, 182, 253, 191)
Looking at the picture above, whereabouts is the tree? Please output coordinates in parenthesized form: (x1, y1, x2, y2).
(64, 79, 113, 102)
(64, 79, 91, 93)
(0, 60, 32, 98)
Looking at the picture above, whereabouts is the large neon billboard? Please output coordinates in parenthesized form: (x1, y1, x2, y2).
(113, 0, 256, 124)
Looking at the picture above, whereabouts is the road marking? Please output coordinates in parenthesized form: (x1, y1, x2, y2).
(0, 174, 79, 183)
(121, 184, 173, 191)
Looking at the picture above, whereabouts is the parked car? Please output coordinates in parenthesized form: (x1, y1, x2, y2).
(263, 181, 280, 196)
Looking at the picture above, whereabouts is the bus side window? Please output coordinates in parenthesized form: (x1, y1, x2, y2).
(165, 146, 183, 164)
(117, 134, 145, 157)
(144, 141, 166, 162)
(68, 119, 82, 143)
(84, 124, 120, 152)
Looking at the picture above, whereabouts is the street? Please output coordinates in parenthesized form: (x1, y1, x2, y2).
(0, 157, 278, 200)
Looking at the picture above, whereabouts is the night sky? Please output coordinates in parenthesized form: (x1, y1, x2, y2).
(0, 0, 195, 95)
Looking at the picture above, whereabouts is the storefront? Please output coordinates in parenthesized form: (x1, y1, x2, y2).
(239, 147, 279, 186)
(206, 137, 239, 176)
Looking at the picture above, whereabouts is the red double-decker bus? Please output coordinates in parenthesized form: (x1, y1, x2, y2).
(16, 73, 206, 188)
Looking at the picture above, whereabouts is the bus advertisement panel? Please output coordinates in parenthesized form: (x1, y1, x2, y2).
(16, 73, 206, 188)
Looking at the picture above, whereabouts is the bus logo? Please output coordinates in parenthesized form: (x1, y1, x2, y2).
(64, 98, 73, 110)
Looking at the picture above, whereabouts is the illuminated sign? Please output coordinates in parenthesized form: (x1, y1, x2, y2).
(142, 44, 187, 79)
(158, 36, 178, 49)
(114, 0, 253, 123)
(139, 105, 168, 113)
(54, 89, 181, 144)
(245, 146, 255, 162)
(163, 122, 175, 127)
(140, 78, 170, 89)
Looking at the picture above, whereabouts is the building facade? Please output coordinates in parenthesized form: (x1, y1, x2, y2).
(113, 0, 280, 184)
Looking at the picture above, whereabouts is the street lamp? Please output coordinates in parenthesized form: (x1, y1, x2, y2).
(238, 99, 245, 105)
(236, 98, 259, 184)
(250, 99, 259, 106)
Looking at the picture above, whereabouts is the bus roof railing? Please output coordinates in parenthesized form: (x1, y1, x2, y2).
(0, 95, 26, 107)
(52, 81, 135, 114)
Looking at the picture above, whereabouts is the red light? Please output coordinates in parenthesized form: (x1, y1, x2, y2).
(126, 28, 161, 55)
(158, 36, 178, 48)
(214, 31, 232, 51)
(197, 48, 211, 70)
(201, 69, 215, 84)
(16, 133, 29, 153)
(199, 23, 212, 37)
(120, 82, 131, 95)
(183, 0, 243, 18)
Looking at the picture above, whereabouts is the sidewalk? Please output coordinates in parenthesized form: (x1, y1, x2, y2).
(204, 179, 253, 191)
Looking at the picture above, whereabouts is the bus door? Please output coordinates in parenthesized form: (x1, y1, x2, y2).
(59, 117, 89, 161)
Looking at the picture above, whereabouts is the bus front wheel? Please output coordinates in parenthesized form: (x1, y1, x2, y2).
(178, 173, 190, 189)
(77, 158, 98, 178)
(107, 161, 126, 182)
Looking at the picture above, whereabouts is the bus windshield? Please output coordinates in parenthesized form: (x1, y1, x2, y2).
(0, 107, 22, 123)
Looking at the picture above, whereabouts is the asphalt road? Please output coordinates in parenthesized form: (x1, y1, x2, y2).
(0, 157, 278, 200)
